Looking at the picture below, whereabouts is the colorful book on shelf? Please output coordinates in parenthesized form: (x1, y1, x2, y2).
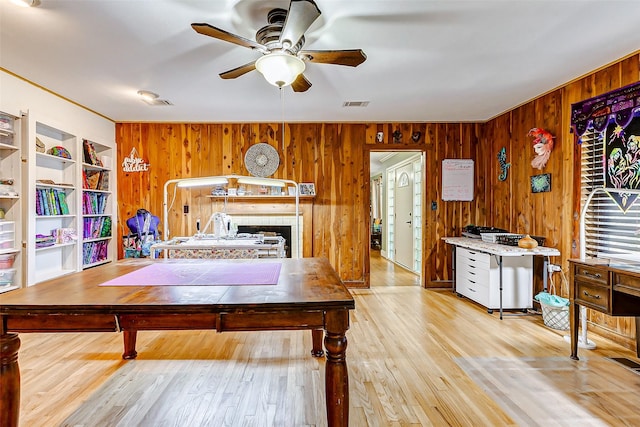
(35, 189, 43, 215)
(83, 139, 102, 166)
(97, 170, 109, 191)
(101, 217, 112, 237)
(84, 170, 101, 190)
(57, 190, 69, 215)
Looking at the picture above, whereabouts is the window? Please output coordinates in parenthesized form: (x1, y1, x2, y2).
(580, 123, 640, 261)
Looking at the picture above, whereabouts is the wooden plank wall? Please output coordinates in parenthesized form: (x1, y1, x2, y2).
(116, 52, 638, 348)
(479, 53, 640, 349)
(116, 122, 484, 288)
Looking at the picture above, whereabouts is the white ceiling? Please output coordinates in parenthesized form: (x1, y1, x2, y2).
(1, 0, 639, 123)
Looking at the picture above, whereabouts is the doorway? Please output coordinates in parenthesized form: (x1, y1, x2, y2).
(369, 150, 424, 286)
(394, 162, 414, 269)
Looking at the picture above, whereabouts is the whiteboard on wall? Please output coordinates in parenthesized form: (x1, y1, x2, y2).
(442, 159, 474, 201)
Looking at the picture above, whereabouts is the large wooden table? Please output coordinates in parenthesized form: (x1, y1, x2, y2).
(0, 257, 355, 427)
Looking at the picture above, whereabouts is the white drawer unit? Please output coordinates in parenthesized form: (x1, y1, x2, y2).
(0, 220, 16, 252)
(455, 246, 533, 312)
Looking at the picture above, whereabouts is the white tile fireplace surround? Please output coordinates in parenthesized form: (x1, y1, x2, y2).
(231, 215, 302, 258)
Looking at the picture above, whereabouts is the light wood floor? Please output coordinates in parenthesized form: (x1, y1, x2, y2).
(369, 250, 421, 287)
(14, 255, 640, 426)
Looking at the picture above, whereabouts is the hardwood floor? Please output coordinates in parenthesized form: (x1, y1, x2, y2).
(14, 258, 640, 426)
(370, 249, 421, 287)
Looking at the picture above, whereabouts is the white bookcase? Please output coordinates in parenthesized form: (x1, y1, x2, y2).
(23, 114, 116, 286)
(0, 111, 22, 293)
(81, 139, 114, 269)
(25, 120, 79, 285)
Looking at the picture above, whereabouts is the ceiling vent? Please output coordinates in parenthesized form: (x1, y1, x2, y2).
(342, 101, 369, 107)
(144, 99, 173, 106)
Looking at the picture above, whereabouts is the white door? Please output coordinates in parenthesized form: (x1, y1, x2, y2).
(394, 163, 413, 269)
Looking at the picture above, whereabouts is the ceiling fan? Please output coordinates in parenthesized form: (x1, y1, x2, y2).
(192, 0, 367, 92)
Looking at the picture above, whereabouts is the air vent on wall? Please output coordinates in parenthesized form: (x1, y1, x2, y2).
(342, 101, 369, 107)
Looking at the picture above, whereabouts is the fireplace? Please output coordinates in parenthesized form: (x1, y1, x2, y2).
(231, 215, 302, 258)
(238, 225, 292, 258)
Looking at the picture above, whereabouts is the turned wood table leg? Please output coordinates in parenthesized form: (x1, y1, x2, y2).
(324, 310, 349, 427)
(122, 330, 138, 360)
(1, 333, 21, 427)
(311, 329, 324, 357)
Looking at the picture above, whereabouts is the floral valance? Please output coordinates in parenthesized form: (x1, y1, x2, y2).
(571, 80, 640, 137)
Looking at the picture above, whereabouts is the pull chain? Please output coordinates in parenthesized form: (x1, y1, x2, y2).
(280, 87, 285, 152)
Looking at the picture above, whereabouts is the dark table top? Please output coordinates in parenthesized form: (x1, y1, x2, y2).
(0, 258, 355, 315)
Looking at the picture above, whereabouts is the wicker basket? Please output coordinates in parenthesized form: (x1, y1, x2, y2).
(540, 301, 569, 331)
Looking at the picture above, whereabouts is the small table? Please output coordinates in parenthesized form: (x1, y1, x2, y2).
(0, 257, 354, 427)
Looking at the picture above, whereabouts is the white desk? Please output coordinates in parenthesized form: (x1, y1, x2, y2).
(443, 237, 561, 318)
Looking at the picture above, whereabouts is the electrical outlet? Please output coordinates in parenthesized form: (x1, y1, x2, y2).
(548, 264, 562, 273)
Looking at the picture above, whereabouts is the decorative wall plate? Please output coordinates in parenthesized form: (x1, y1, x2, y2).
(244, 143, 280, 177)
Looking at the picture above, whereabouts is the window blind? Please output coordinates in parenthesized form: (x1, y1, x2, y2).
(580, 128, 640, 260)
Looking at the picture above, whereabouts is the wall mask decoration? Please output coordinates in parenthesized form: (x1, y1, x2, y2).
(528, 128, 555, 169)
(411, 131, 422, 142)
(497, 147, 510, 181)
(531, 173, 551, 193)
(392, 130, 402, 143)
(376, 131, 384, 143)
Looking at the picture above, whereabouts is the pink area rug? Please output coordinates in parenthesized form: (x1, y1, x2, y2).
(99, 262, 282, 286)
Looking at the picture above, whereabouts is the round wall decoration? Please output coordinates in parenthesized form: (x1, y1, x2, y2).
(244, 143, 280, 177)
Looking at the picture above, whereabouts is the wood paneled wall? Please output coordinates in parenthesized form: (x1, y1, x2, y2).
(116, 52, 639, 349)
(116, 122, 483, 288)
(478, 53, 640, 349)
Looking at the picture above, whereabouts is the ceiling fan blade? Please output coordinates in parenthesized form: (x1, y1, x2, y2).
(279, 0, 321, 49)
(299, 49, 367, 67)
(192, 23, 265, 51)
(291, 74, 312, 92)
(219, 61, 257, 79)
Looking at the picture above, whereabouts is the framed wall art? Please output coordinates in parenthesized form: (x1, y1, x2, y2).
(299, 183, 316, 196)
(531, 173, 551, 193)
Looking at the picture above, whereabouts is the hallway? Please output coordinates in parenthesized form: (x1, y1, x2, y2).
(370, 249, 421, 286)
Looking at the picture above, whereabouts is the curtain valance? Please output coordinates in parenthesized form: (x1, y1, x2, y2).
(571, 80, 640, 138)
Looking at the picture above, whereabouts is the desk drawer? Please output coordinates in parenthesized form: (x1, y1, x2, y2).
(457, 247, 490, 269)
(457, 277, 489, 308)
(575, 281, 609, 312)
(573, 263, 608, 287)
(612, 272, 640, 298)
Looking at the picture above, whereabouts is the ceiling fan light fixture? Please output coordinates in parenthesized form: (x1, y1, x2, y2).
(255, 52, 305, 88)
(137, 90, 159, 102)
(10, 0, 40, 6)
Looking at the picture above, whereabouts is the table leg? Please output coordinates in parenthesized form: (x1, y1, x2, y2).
(498, 255, 504, 320)
(569, 302, 579, 360)
(0, 333, 21, 427)
(324, 310, 349, 427)
(635, 317, 640, 358)
(122, 330, 138, 360)
(311, 329, 324, 357)
(451, 245, 456, 293)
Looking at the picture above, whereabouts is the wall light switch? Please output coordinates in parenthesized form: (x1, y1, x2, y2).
(183, 205, 189, 214)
